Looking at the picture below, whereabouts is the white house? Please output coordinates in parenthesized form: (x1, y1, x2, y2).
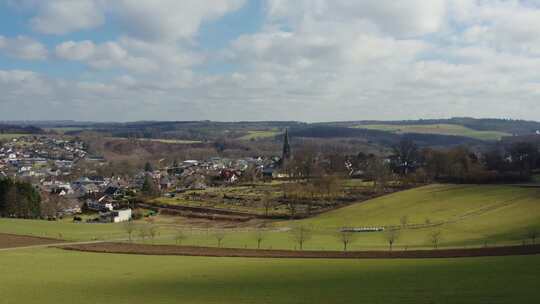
(100, 209, 132, 223)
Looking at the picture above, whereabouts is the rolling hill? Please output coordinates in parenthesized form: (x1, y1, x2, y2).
(291, 184, 540, 248)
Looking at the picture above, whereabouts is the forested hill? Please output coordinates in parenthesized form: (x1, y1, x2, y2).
(0, 124, 44, 135)
(287, 126, 483, 147)
(323, 117, 540, 136)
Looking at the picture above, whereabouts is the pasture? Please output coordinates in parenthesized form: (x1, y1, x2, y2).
(149, 184, 540, 250)
(106, 137, 202, 144)
(238, 130, 282, 140)
(354, 123, 510, 141)
(0, 247, 538, 304)
(0, 133, 29, 140)
(1, 184, 539, 251)
(0, 218, 126, 241)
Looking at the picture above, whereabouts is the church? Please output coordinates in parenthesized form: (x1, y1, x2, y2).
(262, 128, 292, 179)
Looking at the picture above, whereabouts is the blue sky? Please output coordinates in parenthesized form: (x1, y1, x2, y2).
(1, 0, 540, 122)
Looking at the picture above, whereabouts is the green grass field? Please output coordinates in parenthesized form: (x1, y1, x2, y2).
(354, 124, 510, 141)
(238, 130, 282, 140)
(2, 184, 540, 303)
(1, 184, 539, 250)
(106, 137, 202, 144)
(0, 133, 30, 140)
(0, 218, 126, 241)
(0, 248, 538, 304)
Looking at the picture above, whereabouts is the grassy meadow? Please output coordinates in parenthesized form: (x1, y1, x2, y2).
(238, 130, 282, 140)
(0, 218, 126, 241)
(0, 248, 539, 304)
(0, 133, 30, 140)
(3, 184, 538, 250)
(354, 124, 510, 141)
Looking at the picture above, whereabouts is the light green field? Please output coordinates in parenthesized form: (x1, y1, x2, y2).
(354, 124, 510, 141)
(0, 218, 126, 241)
(0, 133, 29, 140)
(45, 127, 90, 133)
(106, 137, 201, 144)
(0, 248, 538, 304)
(284, 184, 540, 248)
(2, 185, 539, 250)
(238, 130, 281, 140)
(140, 184, 540, 250)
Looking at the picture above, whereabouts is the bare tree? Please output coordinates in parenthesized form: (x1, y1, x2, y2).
(526, 227, 538, 245)
(290, 225, 312, 250)
(40, 193, 64, 219)
(400, 215, 409, 228)
(174, 229, 187, 245)
(147, 224, 159, 243)
(286, 202, 298, 219)
(214, 230, 226, 248)
(384, 228, 400, 251)
(337, 228, 357, 251)
(138, 225, 149, 241)
(262, 194, 274, 217)
(123, 220, 136, 242)
(315, 175, 342, 199)
(429, 230, 442, 249)
(366, 157, 393, 193)
(254, 228, 266, 249)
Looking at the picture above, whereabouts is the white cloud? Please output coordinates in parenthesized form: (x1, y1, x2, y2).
(111, 0, 246, 41)
(55, 40, 157, 73)
(4, 0, 540, 121)
(29, 0, 105, 35)
(0, 36, 48, 60)
(23, 0, 245, 41)
(266, 0, 448, 37)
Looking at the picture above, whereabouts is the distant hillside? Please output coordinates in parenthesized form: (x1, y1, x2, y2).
(4, 118, 540, 148)
(62, 121, 305, 141)
(0, 124, 44, 135)
(324, 117, 540, 136)
(292, 184, 540, 247)
(351, 123, 509, 141)
(288, 126, 483, 147)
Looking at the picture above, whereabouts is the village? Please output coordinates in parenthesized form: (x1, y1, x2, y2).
(0, 134, 293, 223)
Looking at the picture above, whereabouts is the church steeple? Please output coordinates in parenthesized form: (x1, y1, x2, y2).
(282, 128, 291, 160)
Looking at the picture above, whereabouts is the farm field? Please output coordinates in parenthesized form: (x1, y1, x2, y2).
(152, 179, 378, 217)
(0, 233, 63, 249)
(0, 133, 30, 140)
(0, 248, 539, 304)
(238, 130, 282, 140)
(146, 184, 540, 250)
(2, 184, 540, 250)
(354, 123, 510, 141)
(106, 137, 202, 144)
(0, 218, 127, 241)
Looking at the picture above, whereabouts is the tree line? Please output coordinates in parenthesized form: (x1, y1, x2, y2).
(353, 140, 540, 185)
(0, 178, 42, 219)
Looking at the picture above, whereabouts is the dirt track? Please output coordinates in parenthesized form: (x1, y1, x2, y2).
(0, 233, 63, 249)
(60, 242, 540, 259)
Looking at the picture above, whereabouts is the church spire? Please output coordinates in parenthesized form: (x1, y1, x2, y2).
(282, 128, 291, 160)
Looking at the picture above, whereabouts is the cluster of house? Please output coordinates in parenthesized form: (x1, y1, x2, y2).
(0, 134, 293, 223)
(34, 156, 285, 222)
(0, 136, 132, 223)
(0, 136, 92, 179)
(163, 156, 281, 192)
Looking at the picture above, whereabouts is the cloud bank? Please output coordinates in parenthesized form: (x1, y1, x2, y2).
(1, 0, 540, 121)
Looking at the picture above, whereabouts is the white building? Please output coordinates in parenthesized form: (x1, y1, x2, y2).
(100, 209, 132, 223)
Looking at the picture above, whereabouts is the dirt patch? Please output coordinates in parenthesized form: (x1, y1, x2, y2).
(0, 233, 63, 249)
(60, 242, 540, 259)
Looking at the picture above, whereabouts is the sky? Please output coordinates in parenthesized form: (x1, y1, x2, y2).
(1, 0, 540, 122)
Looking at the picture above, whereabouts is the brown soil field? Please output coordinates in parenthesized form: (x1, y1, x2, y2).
(60, 242, 540, 259)
(0, 233, 63, 249)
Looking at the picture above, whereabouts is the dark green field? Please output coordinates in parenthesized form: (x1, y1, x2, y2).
(1, 248, 539, 304)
